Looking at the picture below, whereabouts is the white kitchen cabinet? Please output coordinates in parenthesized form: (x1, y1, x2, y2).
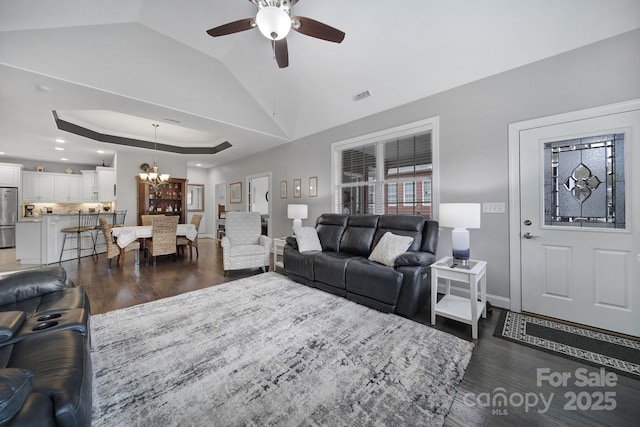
(54, 174, 83, 202)
(15, 220, 42, 264)
(41, 215, 106, 264)
(96, 166, 116, 201)
(0, 163, 22, 187)
(81, 170, 98, 202)
(22, 171, 55, 202)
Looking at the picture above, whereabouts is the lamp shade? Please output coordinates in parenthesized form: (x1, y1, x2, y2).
(287, 204, 308, 220)
(256, 6, 291, 40)
(438, 203, 481, 229)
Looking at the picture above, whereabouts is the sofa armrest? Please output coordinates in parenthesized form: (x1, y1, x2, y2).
(0, 368, 33, 425)
(0, 267, 73, 307)
(259, 235, 272, 249)
(0, 312, 26, 344)
(285, 236, 298, 250)
(2, 392, 55, 427)
(394, 251, 436, 268)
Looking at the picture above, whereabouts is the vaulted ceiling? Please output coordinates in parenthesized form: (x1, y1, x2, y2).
(1, 0, 639, 168)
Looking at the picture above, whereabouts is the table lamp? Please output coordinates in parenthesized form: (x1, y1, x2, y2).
(438, 203, 481, 266)
(287, 204, 308, 231)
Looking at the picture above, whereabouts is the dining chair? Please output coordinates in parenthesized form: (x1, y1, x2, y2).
(177, 214, 201, 258)
(98, 217, 139, 268)
(145, 215, 179, 265)
(112, 210, 127, 227)
(141, 214, 154, 226)
(59, 211, 100, 263)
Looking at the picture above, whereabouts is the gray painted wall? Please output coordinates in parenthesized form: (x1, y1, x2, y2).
(116, 150, 188, 226)
(207, 28, 640, 304)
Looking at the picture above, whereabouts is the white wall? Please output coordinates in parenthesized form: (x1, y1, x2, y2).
(116, 150, 188, 226)
(206, 28, 640, 303)
(250, 176, 269, 214)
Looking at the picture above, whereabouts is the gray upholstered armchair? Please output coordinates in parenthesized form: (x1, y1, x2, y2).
(221, 211, 271, 274)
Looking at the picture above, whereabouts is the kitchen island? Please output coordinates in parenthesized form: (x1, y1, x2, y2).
(15, 213, 112, 264)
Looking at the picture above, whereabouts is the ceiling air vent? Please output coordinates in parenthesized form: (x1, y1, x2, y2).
(352, 90, 372, 101)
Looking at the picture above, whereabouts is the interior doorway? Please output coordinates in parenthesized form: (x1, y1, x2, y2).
(247, 173, 272, 236)
(214, 182, 226, 240)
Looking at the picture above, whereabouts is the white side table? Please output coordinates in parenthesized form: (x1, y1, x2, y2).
(273, 237, 287, 270)
(430, 256, 487, 339)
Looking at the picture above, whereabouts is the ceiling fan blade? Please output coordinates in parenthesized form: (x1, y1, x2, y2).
(272, 39, 289, 68)
(206, 18, 255, 37)
(291, 16, 345, 43)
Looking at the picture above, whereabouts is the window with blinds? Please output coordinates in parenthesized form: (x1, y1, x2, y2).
(332, 121, 436, 217)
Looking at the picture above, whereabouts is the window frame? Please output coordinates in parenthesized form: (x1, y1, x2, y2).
(331, 117, 440, 216)
(422, 179, 432, 205)
(387, 183, 397, 207)
(403, 182, 415, 206)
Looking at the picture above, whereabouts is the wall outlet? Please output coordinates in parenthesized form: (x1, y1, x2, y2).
(482, 202, 506, 214)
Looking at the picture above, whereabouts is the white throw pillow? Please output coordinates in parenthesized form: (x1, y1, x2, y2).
(294, 227, 322, 253)
(368, 232, 414, 267)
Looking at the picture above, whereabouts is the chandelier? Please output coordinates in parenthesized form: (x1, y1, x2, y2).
(139, 123, 170, 190)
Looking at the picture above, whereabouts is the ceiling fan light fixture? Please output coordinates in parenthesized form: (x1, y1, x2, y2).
(256, 6, 291, 40)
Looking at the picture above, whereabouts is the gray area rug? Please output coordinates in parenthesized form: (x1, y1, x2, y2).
(91, 273, 473, 426)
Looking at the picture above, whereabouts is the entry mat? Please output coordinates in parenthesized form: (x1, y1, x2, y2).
(494, 310, 639, 380)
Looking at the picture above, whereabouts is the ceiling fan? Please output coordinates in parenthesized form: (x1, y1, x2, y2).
(206, 0, 345, 68)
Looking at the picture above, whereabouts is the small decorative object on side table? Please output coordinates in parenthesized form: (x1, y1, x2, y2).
(430, 256, 487, 339)
(272, 237, 287, 270)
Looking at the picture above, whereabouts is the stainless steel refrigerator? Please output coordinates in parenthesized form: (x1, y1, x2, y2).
(0, 187, 18, 248)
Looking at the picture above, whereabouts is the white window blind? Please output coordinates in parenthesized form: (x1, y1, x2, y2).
(331, 118, 438, 217)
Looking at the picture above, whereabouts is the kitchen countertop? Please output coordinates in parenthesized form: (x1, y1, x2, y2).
(18, 217, 43, 223)
(18, 212, 114, 222)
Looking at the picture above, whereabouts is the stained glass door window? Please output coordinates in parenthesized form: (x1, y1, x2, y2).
(544, 133, 624, 228)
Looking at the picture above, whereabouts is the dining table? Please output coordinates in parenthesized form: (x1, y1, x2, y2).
(111, 224, 198, 266)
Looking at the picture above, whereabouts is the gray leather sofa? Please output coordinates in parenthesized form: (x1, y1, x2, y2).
(284, 214, 438, 317)
(0, 266, 91, 427)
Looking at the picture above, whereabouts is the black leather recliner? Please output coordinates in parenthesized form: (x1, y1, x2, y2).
(284, 214, 438, 317)
(0, 266, 91, 427)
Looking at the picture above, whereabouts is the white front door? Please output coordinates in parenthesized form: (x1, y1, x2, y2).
(518, 107, 640, 337)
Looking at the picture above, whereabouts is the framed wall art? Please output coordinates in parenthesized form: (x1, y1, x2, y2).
(309, 176, 318, 197)
(293, 178, 301, 198)
(280, 181, 287, 198)
(230, 181, 242, 204)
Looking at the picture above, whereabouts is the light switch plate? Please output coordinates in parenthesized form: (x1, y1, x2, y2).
(482, 202, 506, 214)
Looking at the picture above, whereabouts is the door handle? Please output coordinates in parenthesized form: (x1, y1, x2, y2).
(523, 232, 541, 239)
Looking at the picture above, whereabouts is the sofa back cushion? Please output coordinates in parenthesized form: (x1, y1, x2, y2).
(0, 266, 71, 306)
(225, 211, 261, 245)
(315, 214, 348, 252)
(339, 215, 379, 256)
(373, 215, 425, 252)
(421, 220, 439, 255)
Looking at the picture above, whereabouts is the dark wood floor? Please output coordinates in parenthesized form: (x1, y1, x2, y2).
(0, 240, 638, 426)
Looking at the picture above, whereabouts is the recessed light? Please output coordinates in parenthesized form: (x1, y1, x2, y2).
(55, 147, 65, 151)
(196, 163, 202, 167)
(0, 152, 4, 155)
(60, 158, 68, 161)
(55, 138, 66, 143)
(97, 150, 105, 154)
